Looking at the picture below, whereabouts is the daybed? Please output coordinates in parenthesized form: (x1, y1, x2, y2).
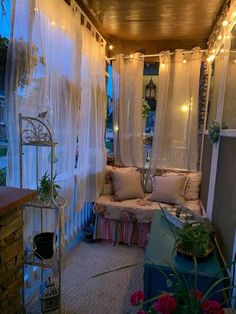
(93, 166, 203, 246)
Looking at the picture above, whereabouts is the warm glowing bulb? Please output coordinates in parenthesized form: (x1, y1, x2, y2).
(207, 55, 215, 62)
(109, 44, 113, 50)
(114, 125, 119, 132)
(130, 54, 134, 59)
(182, 59, 187, 64)
(220, 48, 224, 53)
(233, 60, 236, 64)
(51, 21, 56, 26)
(181, 105, 189, 112)
(222, 20, 228, 27)
(62, 25, 66, 29)
(233, 11, 236, 17)
(211, 48, 216, 54)
(34, 7, 38, 11)
(217, 35, 223, 40)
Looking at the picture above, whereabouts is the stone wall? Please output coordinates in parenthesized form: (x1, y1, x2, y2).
(0, 208, 24, 314)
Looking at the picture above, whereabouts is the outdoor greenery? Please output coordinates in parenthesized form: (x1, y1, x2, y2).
(0, 37, 8, 88)
(0, 167, 6, 186)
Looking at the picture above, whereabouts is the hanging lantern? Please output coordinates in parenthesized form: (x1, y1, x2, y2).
(145, 78, 156, 100)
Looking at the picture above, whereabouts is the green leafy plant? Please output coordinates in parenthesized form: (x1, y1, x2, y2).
(208, 120, 220, 144)
(142, 100, 150, 118)
(38, 172, 61, 202)
(176, 223, 211, 257)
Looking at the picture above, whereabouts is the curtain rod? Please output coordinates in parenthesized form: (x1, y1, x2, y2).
(70, 0, 106, 45)
(108, 49, 206, 61)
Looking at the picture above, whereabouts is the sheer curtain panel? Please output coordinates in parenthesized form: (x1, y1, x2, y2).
(150, 48, 202, 171)
(75, 26, 106, 211)
(6, 0, 82, 236)
(112, 53, 144, 167)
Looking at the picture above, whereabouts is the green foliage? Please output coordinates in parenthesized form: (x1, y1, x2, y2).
(176, 223, 210, 257)
(142, 100, 150, 118)
(0, 167, 6, 186)
(38, 171, 61, 201)
(0, 37, 8, 88)
(208, 120, 220, 144)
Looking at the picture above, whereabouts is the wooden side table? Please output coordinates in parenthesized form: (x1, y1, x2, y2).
(144, 211, 224, 303)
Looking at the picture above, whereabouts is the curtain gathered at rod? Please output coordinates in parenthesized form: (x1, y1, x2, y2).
(148, 47, 202, 177)
(112, 53, 144, 167)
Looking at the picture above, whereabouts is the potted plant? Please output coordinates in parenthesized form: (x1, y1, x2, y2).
(175, 222, 214, 260)
(38, 171, 61, 202)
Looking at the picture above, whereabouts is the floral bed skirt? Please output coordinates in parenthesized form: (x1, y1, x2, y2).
(93, 214, 151, 246)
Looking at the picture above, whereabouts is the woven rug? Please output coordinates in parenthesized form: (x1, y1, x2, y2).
(29, 241, 144, 314)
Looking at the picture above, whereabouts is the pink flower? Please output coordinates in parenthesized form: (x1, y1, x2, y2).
(137, 290, 145, 302)
(137, 310, 147, 314)
(193, 289, 203, 301)
(130, 290, 145, 306)
(202, 300, 224, 314)
(153, 294, 177, 314)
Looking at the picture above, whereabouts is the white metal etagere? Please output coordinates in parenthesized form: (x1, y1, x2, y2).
(19, 113, 66, 313)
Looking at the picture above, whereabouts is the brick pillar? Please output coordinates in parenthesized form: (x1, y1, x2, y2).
(0, 208, 24, 313)
(0, 187, 37, 314)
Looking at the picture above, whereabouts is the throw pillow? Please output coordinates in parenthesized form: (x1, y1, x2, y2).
(112, 171, 144, 201)
(149, 175, 187, 204)
(162, 171, 201, 201)
(103, 165, 138, 195)
(184, 172, 202, 201)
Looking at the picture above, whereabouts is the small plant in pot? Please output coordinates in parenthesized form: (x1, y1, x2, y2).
(175, 222, 214, 260)
(38, 171, 61, 202)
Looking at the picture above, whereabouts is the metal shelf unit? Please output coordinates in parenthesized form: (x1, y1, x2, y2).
(19, 113, 65, 313)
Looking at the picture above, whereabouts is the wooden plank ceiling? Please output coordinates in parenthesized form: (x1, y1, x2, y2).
(76, 0, 225, 55)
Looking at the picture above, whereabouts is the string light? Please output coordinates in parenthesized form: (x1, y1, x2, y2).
(181, 104, 189, 112)
(233, 60, 236, 64)
(62, 25, 66, 30)
(108, 44, 113, 50)
(232, 11, 236, 18)
(207, 55, 215, 62)
(130, 54, 134, 59)
(182, 59, 187, 64)
(217, 35, 223, 40)
(222, 20, 228, 27)
(51, 21, 56, 26)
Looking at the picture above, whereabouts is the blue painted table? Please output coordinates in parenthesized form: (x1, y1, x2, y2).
(144, 211, 223, 303)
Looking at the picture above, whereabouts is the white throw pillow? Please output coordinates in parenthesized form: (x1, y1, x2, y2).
(112, 171, 144, 201)
(149, 175, 187, 204)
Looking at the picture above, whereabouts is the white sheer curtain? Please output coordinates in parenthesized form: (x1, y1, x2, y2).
(150, 47, 202, 172)
(75, 26, 106, 211)
(6, 0, 81, 236)
(112, 53, 144, 167)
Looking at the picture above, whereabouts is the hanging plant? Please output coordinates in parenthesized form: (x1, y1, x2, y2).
(208, 120, 220, 144)
(142, 99, 150, 118)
